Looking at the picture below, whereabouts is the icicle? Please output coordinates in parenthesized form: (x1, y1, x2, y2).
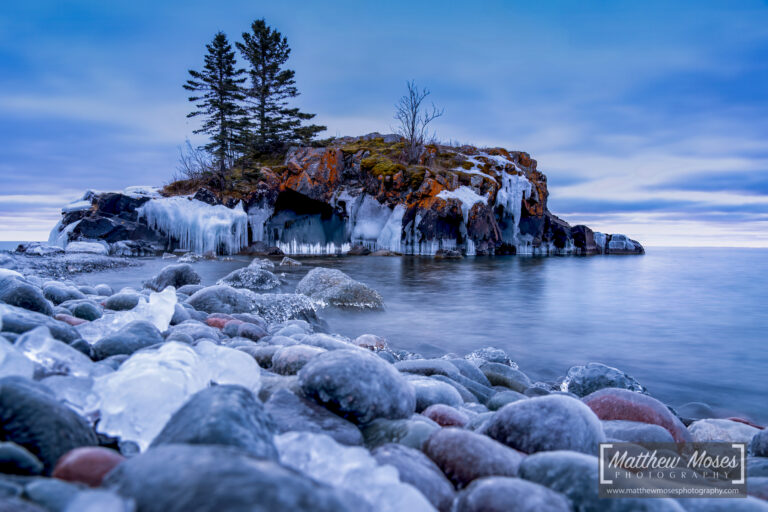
(277, 241, 351, 255)
(495, 172, 533, 248)
(137, 197, 248, 255)
(247, 205, 273, 242)
(376, 205, 406, 253)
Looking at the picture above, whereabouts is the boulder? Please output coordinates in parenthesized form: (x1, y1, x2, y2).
(0, 305, 80, 343)
(372, 443, 454, 512)
(270, 344, 326, 375)
(265, 389, 363, 446)
(485, 394, 606, 454)
(298, 349, 415, 424)
(478, 361, 532, 392)
(0, 376, 97, 473)
(0, 277, 52, 315)
(217, 267, 280, 292)
(102, 444, 358, 512)
(453, 477, 571, 512)
(296, 267, 383, 309)
(601, 420, 676, 444)
(750, 429, 768, 457)
(424, 428, 525, 488)
(144, 264, 201, 292)
(185, 285, 253, 314)
(103, 291, 141, 311)
(245, 293, 321, 326)
(92, 320, 163, 360)
(561, 362, 645, 397)
(688, 419, 760, 443)
(151, 385, 278, 460)
(582, 388, 693, 443)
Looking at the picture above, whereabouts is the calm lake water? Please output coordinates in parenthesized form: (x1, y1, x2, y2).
(7, 243, 768, 422)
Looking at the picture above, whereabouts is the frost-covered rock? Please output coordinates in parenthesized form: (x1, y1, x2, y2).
(424, 428, 524, 488)
(91, 341, 261, 450)
(77, 287, 176, 343)
(688, 419, 760, 443)
(0, 304, 81, 343)
(478, 361, 531, 392)
(104, 291, 141, 311)
(185, 285, 253, 314)
(217, 266, 280, 292)
(103, 444, 360, 512)
(409, 376, 464, 412)
(0, 376, 97, 473)
(65, 241, 109, 255)
(151, 385, 278, 460)
(560, 362, 645, 397)
(296, 267, 383, 309)
(14, 326, 96, 378)
(144, 263, 201, 292)
(299, 349, 415, 424)
(484, 395, 606, 454)
(276, 431, 436, 512)
(42, 283, 85, 305)
(248, 293, 321, 325)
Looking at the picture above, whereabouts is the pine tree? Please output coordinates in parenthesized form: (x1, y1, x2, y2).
(236, 19, 325, 156)
(184, 32, 247, 173)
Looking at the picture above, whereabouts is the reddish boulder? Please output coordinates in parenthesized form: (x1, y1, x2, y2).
(54, 314, 86, 326)
(422, 404, 470, 428)
(582, 388, 692, 443)
(53, 446, 125, 487)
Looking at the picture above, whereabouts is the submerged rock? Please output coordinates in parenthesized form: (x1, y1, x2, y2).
(296, 267, 383, 309)
(484, 394, 606, 454)
(217, 266, 281, 292)
(104, 444, 359, 512)
(298, 349, 415, 424)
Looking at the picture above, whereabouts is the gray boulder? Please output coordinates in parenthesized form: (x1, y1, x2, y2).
(218, 267, 280, 292)
(144, 264, 201, 292)
(185, 285, 253, 314)
(296, 267, 383, 309)
(453, 476, 571, 512)
(92, 320, 163, 360)
(298, 349, 415, 424)
(561, 362, 645, 397)
(0, 277, 52, 316)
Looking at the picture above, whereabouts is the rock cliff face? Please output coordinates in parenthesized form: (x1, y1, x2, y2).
(48, 134, 644, 256)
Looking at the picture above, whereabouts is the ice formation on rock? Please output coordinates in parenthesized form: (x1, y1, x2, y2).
(15, 326, 97, 378)
(277, 241, 351, 255)
(48, 219, 81, 248)
(0, 334, 35, 379)
(65, 241, 109, 255)
(275, 432, 436, 512)
(138, 197, 248, 255)
(495, 172, 533, 247)
(437, 187, 488, 224)
(247, 205, 273, 242)
(77, 287, 177, 343)
(91, 341, 261, 450)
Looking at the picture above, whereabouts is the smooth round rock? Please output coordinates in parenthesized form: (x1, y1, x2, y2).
(582, 388, 693, 443)
(236, 322, 268, 341)
(168, 321, 220, 341)
(410, 376, 464, 412)
(43, 283, 85, 306)
(362, 417, 439, 451)
(454, 476, 571, 512)
(485, 394, 606, 454)
(103, 292, 141, 311)
(562, 362, 645, 397)
(144, 264, 201, 292)
(103, 444, 358, 512)
(271, 345, 326, 375)
(92, 320, 163, 360)
(52, 447, 125, 487)
(602, 420, 676, 444)
(298, 349, 416, 424)
(689, 419, 760, 443)
(0, 377, 97, 473)
(0, 442, 43, 475)
(478, 361, 532, 393)
(151, 385, 278, 460)
(372, 443, 454, 512)
(750, 430, 768, 457)
(94, 284, 113, 296)
(265, 389, 363, 446)
(67, 301, 101, 321)
(487, 390, 527, 411)
(424, 427, 525, 488)
(422, 404, 469, 427)
(0, 278, 52, 315)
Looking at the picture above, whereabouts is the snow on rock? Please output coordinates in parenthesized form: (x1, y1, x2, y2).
(91, 340, 261, 450)
(137, 196, 248, 255)
(437, 186, 488, 224)
(77, 287, 177, 343)
(65, 241, 109, 255)
(275, 431, 436, 512)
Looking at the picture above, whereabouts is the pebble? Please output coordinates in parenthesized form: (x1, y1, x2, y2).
(478, 361, 532, 392)
(144, 264, 201, 292)
(422, 404, 470, 427)
(453, 476, 571, 512)
(92, 320, 163, 360)
(52, 447, 125, 487)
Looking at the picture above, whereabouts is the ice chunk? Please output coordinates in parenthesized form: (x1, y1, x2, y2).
(376, 205, 405, 253)
(275, 432, 436, 512)
(77, 287, 177, 343)
(41, 375, 99, 417)
(15, 326, 96, 378)
(138, 196, 248, 255)
(65, 241, 109, 255)
(247, 205, 274, 242)
(48, 219, 81, 248)
(0, 335, 35, 379)
(91, 341, 261, 450)
(437, 186, 488, 223)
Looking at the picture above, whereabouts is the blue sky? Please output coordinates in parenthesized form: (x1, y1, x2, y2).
(1, 0, 767, 246)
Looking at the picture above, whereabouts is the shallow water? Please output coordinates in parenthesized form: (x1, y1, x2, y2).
(69, 247, 768, 423)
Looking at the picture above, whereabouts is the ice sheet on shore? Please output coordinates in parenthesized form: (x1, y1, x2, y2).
(138, 196, 248, 255)
(92, 340, 261, 450)
(275, 431, 436, 512)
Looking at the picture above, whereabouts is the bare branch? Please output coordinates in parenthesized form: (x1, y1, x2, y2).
(394, 80, 444, 164)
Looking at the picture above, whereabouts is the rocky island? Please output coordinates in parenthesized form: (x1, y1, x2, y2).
(47, 134, 644, 258)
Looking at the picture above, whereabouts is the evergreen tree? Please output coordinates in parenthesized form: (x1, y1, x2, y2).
(184, 32, 247, 173)
(236, 19, 325, 156)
